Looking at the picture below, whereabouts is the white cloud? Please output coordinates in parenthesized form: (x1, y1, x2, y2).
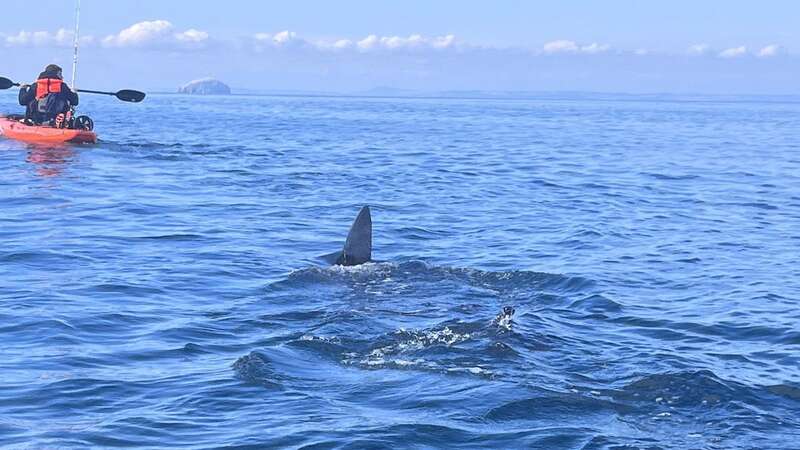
(4, 28, 77, 47)
(253, 30, 305, 49)
(176, 29, 209, 43)
(580, 42, 610, 54)
(356, 35, 379, 50)
(382, 35, 412, 49)
(333, 39, 353, 50)
(273, 30, 298, 45)
(687, 44, 710, 55)
(251, 32, 458, 52)
(1, 24, 791, 64)
(310, 37, 352, 51)
(543, 40, 610, 54)
(103, 20, 171, 46)
(758, 44, 783, 58)
(543, 40, 578, 53)
(431, 35, 457, 49)
(102, 20, 209, 48)
(718, 46, 747, 58)
(349, 34, 456, 51)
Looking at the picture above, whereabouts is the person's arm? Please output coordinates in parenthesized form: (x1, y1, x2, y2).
(18, 84, 34, 106)
(62, 83, 79, 106)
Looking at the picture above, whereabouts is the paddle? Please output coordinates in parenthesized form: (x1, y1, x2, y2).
(0, 76, 145, 102)
(77, 88, 146, 103)
(0, 77, 19, 89)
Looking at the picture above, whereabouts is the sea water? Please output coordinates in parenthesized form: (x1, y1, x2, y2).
(1, 92, 799, 448)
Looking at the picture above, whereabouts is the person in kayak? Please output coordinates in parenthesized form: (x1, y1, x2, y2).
(18, 64, 79, 126)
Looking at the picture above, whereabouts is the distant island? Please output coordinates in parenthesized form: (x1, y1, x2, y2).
(178, 78, 231, 95)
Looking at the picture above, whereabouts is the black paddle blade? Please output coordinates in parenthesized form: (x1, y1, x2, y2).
(116, 89, 146, 103)
(0, 77, 18, 90)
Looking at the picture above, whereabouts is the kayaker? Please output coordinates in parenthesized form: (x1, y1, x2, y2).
(18, 64, 79, 125)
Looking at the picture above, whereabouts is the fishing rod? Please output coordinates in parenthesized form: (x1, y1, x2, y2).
(71, 0, 81, 89)
(0, 0, 145, 104)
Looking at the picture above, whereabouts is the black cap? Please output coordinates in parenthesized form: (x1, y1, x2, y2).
(44, 64, 63, 78)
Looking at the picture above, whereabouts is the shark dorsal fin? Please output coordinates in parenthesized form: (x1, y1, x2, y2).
(335, 206, 372, 266)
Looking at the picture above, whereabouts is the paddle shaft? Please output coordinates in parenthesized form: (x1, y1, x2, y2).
(4, 83, 113, 96)
(2, 80, 105, 94)
(78, 88, 146, 102)
(77, 88, 116, 96)
(0, 77, 144, 102)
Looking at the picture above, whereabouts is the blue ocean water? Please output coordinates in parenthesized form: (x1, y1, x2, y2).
(1, 91, 799, 449)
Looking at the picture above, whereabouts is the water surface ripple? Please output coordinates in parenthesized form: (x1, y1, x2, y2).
(1, 93, 799, 449)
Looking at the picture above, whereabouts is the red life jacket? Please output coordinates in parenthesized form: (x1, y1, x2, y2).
(35, 78, 63, 99)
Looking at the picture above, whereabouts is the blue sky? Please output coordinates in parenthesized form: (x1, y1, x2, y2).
(1, 0, 798, 94)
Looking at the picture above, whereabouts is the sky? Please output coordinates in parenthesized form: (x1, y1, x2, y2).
(0, 0, 798, 94)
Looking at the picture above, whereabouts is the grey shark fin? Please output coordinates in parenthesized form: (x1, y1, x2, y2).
(320, 250, 343, 265)
(331, 206, 372, 266)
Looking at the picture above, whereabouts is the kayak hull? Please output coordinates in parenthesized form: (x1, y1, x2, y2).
(0, 117, 97, 144)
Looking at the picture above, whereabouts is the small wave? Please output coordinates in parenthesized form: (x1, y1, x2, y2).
(232, 351, 281, 387)
(341, 324, 476, 370)
(530, 179, 568, 189)
(718, 201, 779, 211)
(82, 283, 167, 296)
(397, 226, 449, 240)
(0, 318, 76, 334)
(676, 257, 702, 263)
(287, 333, 348, 359)
(608, 370, 747, 407)
(486, 392, 630, 421)
(0, 250, 94, 265)
(766, 384, 800, 401)
(103, 141, 212, 150)
(272, 261, 594, 298)
(283, 309, 523, 376)
(568, 294, 623, 314)
(277, 262, 396, 287)
(447, 266, 593, 293)
(778, 332, 800, 345)
(612, 316, 795, 345)
(642, 172, 700, 181)
(136, 233, 205, 241)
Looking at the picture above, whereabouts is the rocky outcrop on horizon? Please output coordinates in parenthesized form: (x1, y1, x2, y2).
(178, 78, 231, 95)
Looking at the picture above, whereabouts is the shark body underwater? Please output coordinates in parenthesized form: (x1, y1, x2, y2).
(321, 206, 373, 266)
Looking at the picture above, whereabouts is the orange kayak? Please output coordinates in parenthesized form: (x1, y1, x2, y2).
(0, 116, 97, 144)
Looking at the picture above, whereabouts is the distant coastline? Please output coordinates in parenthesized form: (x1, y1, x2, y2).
(155, 88, 800, 104)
